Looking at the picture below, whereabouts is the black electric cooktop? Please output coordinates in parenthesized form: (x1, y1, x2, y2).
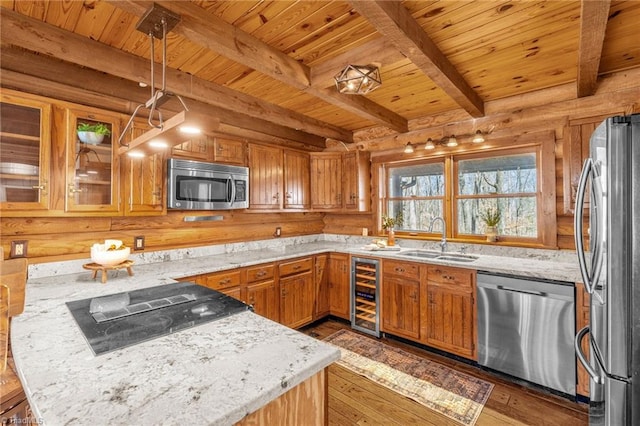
(66, 282, 250, 355)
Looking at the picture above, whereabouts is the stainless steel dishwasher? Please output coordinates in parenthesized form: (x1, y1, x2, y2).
(477, 271, 576, 395)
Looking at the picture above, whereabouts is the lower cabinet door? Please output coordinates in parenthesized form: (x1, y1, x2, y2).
(424, 286, 475, 359)
(246, 280, 279, 322)
(381, 277, 420, 340)
(280, 272, 314, 328)
(328, 254, 350, 319)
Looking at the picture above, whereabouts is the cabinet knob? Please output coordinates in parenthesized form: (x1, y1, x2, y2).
(273, 192, 280, 201)
(68, 184, 83, 194)
(32, 181, 47, 194)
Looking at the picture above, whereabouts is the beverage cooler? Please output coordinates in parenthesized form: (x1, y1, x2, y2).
(350, 257, 380, 337)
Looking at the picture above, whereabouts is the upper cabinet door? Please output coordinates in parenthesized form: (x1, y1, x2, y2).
(249, 144, 283, 210)
(121, 119, 165, 216)
(213, 137, 246, 165)
(0, 91, 52, 213)
(343, 151, 370, 211)
(66, 108, 121, 214)
(171, 135, 213, 161)
(283, 150, 310, 210)
(310, 152, 342, 209)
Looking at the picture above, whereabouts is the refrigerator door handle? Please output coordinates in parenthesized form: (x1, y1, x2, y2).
(575, 158, 595, 293)
(575, 325, 604, 384)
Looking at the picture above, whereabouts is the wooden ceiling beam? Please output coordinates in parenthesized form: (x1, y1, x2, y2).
(0, 8, 350, 142)
(107, 0, 407, 133)
(577, 0, 611, 97)
(0, 46, 326, 149)
(351, 1, 484, 118)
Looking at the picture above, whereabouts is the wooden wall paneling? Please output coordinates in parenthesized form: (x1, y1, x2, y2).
(322, 213, 375, 237)
(1, 212, 324, 262)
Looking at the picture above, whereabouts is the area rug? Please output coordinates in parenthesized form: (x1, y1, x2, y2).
(324, 329, 493, 426)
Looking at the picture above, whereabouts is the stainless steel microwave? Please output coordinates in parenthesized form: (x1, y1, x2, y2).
(167, 158, 249, 210)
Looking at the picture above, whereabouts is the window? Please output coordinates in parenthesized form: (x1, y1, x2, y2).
(378, 136, 556, 247)
(455, 150, 538, 238)
(386, 162, 444, 233)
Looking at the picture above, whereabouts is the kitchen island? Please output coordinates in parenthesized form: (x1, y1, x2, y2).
(10, 267, 340, 425)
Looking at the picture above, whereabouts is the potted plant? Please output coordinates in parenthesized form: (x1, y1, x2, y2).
(77, 122, 111, 145)
(381, 212, 403, 246)
(480, 207, 501, 242)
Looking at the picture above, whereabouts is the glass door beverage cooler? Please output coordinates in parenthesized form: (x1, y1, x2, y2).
(350, 257, 380, 337)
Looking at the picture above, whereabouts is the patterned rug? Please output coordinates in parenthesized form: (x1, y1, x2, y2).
(324, 329, 493, 426)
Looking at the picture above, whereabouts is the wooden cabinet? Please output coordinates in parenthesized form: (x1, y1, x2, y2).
(310, 151, 370, 211)
(563, 113, 621, 215)
(0, 90, 52, 214)
(310, 152, 342, 209)
(314, 254, 330, 319)
(283, 150, 310, 209)
(198, 269, 242, 300)
(423, 265, 476, 360)
(342, 151, 371, 211)
(381, 260, 421, 340)
(122, 119, 165, 216)
(66, 107, 121, 214)
(279, 257, 314, 328)
(213, 137, 246, 164)
(249, 143, 309, 211)
(328, 253, 350, 319)
(248, 144, 283, 210)
(245, 264, 278, 322)
(576, 282, 590, 397)
(171, 135, 213, 161)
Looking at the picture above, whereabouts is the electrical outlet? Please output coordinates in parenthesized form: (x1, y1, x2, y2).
(10, 240, 27, 258)
(274, 227, 281, 238)
(134, 236, 145, 251)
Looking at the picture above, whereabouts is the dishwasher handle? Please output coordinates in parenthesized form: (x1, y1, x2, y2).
(497, 285, 547, 297)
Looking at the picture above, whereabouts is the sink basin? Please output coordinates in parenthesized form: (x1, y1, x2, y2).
(436, 254, 478, 263)
(397, 250, 478, 263)
(398, 250, 441, 259)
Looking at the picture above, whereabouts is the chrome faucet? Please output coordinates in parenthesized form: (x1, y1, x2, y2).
(430, 217, 447, 253)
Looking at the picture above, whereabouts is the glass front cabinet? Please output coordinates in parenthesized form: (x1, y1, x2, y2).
(66, 108, 121, 213)
(0, 92, 52, 212)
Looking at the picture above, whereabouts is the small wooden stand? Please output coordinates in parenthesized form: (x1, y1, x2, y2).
(83, 260, 134, 284)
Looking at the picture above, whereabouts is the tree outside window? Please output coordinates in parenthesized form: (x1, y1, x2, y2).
(386, 162, 445, 233)
(456, 152, 538, 237)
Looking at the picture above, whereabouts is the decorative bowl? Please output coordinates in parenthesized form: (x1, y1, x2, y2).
(77, 131, 105, 145)
(91, 241, 130, 266)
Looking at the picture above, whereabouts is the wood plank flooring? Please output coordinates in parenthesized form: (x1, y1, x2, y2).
(301, 319, 588, 426)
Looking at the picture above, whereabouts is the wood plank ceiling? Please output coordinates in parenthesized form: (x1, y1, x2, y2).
(1, 0, 639, 147)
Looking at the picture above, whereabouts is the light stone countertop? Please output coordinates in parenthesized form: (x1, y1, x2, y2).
(12, 256, 340, 426)
(12, 235, 582, 425)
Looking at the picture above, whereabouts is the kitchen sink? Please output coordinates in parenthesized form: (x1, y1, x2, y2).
(397, 250, 478, 263)
(397, 250, 441, 259)
(436, 254, 478, 263)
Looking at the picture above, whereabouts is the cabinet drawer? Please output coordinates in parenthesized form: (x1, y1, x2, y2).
(246, 264, 275, 283)
(383, 260, 420, 280)
(201, 270, 242, 291)
(279, 257, 313, 277)
(427, 265, 474, 288)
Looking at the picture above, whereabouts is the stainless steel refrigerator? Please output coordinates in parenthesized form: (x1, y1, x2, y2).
(574, 113, 640, 425)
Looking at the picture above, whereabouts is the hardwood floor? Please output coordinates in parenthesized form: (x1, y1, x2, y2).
(301, 319, 588, 426)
